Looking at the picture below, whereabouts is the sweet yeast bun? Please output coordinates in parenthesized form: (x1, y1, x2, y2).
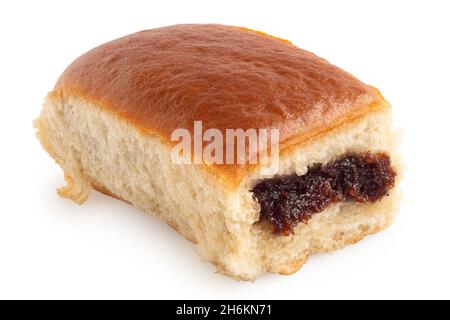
(35, 24, 401, 280)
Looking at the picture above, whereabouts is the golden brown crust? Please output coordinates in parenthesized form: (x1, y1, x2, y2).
(52, 24, 388, 186)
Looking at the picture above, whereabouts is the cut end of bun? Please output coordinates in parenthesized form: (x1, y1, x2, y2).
(35, 93, 401, 280)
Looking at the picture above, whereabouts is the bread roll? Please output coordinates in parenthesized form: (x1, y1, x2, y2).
(35, 24, 401, 280)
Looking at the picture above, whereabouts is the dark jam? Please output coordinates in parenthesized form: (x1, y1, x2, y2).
(251, 153, 396, 235)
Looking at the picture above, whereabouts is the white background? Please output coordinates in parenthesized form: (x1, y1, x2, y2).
(1, 0, 449, 299)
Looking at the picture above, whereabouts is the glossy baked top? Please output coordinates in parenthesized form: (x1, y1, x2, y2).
(52, 24, 388, 186)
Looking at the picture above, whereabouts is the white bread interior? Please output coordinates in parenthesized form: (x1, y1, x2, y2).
(34, 94, 401, 281)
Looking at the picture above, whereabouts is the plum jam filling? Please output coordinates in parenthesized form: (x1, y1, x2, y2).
(251, 153, 396, 235)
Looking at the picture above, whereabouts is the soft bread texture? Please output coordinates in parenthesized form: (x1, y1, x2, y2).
(35, 95, 400, 280)
(35, 24, 401, 280)
(53, 24, 388, 186)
